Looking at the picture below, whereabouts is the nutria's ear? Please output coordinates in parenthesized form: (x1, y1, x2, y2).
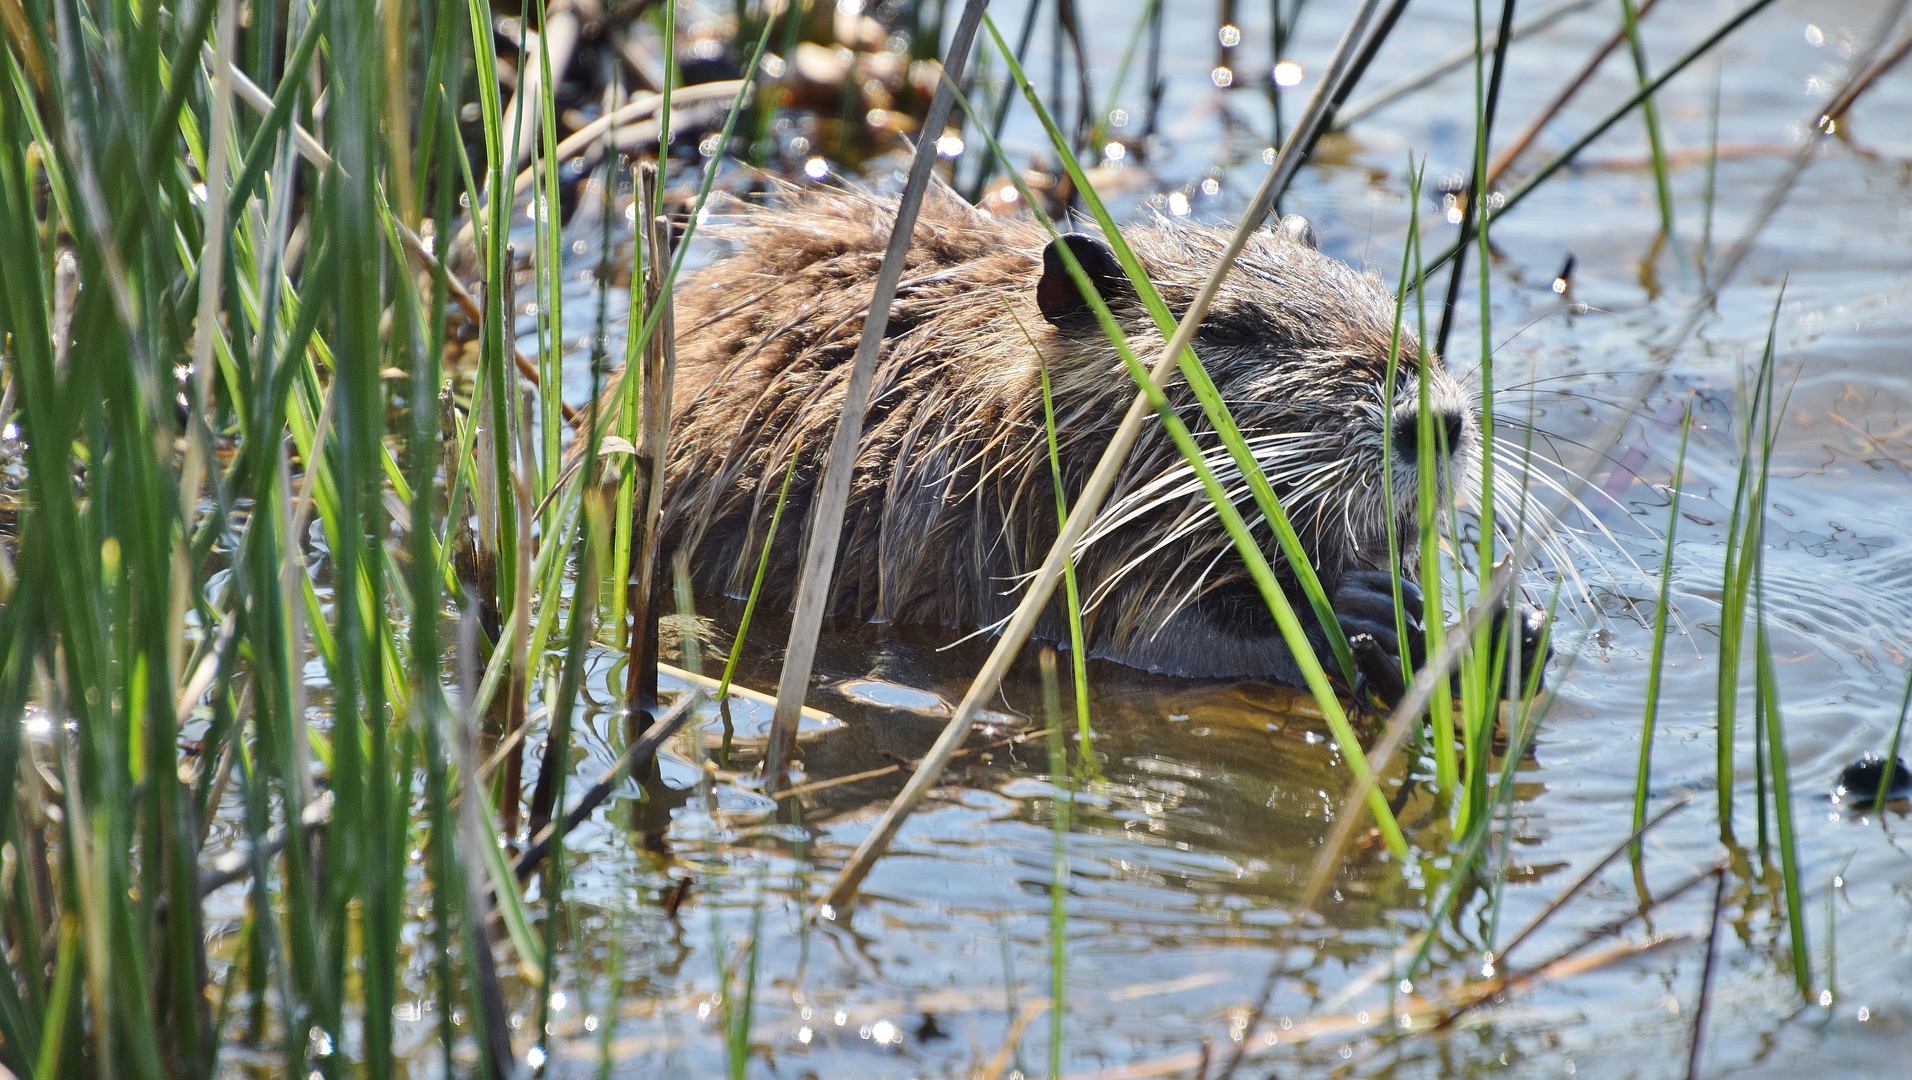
(1277, 213, 1318, 249)
(1036, 233, 1135, 326)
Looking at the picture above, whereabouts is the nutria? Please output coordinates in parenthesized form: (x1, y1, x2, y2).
(629, 186, 1489, 687)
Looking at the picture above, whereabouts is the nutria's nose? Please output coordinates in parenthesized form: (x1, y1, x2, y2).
(1392, 408, 1467, 462)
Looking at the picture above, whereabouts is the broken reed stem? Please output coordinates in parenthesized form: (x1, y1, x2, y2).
(819, 0, 1389, 918)
(762, 0, 992, 790)
(625, 162, 674, 736)
(512, 691, 699, 881)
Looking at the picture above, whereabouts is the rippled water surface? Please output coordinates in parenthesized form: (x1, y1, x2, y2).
(277, 0, 1912, 1075)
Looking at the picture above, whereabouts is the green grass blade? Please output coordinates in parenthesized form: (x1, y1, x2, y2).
(717, 442, 803, 701)
(1039, 647, 1071, 1079)
(1633, 405, 1692, 855)
(1617, 0, 1678, 241)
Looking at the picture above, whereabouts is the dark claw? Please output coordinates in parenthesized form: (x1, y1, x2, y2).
(1349, 632, 1408, 706)
(1332, 570, 1425, 706)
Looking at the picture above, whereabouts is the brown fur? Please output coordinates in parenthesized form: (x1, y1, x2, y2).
(629, 186, 1478, 681)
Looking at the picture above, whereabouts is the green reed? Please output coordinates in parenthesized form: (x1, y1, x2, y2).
(1717, 291, 1782, 838)
(1878, 664, 1912, 808)
(1455, 0, 1506, 834)
(1411, 200, 1460, 807)
(1707, 288, 1811, 996)
(1039, 646, 1072, 1079)
(1749, 348, 1809, 998)
(1618, 0, 1677, 242)
(0, 0, 792, 1072)
(1633, 405, 1692, 856)
(1380, 156, 1426, 697)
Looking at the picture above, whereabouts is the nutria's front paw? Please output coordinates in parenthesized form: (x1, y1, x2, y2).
(1492, 597, 1553, 696)
(1333, 569, 1424, 705)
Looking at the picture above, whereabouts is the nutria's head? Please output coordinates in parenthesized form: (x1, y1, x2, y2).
(1025, 213, 1481, 676)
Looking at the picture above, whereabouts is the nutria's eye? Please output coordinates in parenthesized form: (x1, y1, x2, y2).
(1200, 322, 1248, 344)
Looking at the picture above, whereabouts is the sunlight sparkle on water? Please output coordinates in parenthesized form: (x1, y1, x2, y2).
(1273, 61, 1303, 87)
(805, 157, 829, 180)
(1211, 66, 1233, 87)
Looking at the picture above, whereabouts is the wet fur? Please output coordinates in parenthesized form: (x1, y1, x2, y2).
(635, 186, 1478, 682)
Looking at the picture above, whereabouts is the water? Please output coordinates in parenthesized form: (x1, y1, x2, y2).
(234, 0, 1912, 1074)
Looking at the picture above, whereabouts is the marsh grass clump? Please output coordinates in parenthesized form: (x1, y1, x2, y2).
(0, 0, 1901, 1075)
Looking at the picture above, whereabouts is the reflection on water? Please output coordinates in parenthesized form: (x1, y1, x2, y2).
(203, 0, 1912, 1074)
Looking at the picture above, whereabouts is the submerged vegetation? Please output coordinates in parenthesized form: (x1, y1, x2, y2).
(0, 0, 1909, 1076)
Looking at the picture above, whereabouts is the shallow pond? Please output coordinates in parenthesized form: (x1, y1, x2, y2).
(239, 0, 1912, 1075)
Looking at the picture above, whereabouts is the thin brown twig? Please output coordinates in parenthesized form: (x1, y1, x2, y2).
(623, 161, 675, 732)
(1430, 861, 1720, 1034)
(1494, 795, 1692, 969)
(1820, 26, 1912, 125)
(392, 218, 582, 428)
(1485, 0, 1664, 186)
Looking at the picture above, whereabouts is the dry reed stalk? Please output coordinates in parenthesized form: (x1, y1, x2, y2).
(761, 0, 994, 788)
(818, 0, 1388, 916)
(625, 162, 676, 733)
